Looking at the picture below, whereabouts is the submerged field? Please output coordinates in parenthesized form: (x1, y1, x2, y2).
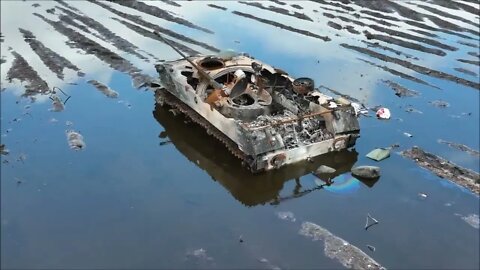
(1, 1, 479, 269)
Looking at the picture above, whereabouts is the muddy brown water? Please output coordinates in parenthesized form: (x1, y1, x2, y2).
(1, 1, 479, 269)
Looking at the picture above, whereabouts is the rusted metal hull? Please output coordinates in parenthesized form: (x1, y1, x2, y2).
(153, 55, 360, 172)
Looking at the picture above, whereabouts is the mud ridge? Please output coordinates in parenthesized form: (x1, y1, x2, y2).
(468, 51, 480, 58)
(437, 139, 480, 158)
(34, 13, 151, 88)
(358, 58, 436, 88)
(416, 3, 480, 30)
(457, 59, 480, 66)
(159, 0, 181, 7)
(56, 6, 148, 60)
(362, 40, 418, 60)
(92, 0, 219, 53)
(403, 19, 476, 41)
(232, 11, 331, 42)
(105, 0, 213, 34)
(327, 21, 342, 30)
(341, 43, 480, 90)
(363, 32, 447, 56)
(238, 1, 313, 22)
(454, 67, 478, 77)
(458, 41, 479, 49)
(112, 18, 200, 56)
(408, 28, 438, 38)
(6, 51, 49, 96)
(382, 80, 419, 97)
(207, 4, 227, 11)
(19, 28, 81, 80)
(401, 146, 480, 195)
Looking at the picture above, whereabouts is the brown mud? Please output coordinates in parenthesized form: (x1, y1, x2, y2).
(437, 139, 480, 158)
(401, 146, 480, 195)
(91, 0, 219, 53)
(207, 4, 227, 11)
(33, 13, 151, 88)
(6, 51, 49, 96)
(55, 5, 148, 60)
(382, 80, 419, 97)
(232, 11, 331, 42)
(104, 0, 213, 34)
(341, 44, 480, 90)
(238, 1, 313, 22)
(112, 18, 200, 56)
(19, 28, 81, 80)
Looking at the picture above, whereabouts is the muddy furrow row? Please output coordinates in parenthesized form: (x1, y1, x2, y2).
(232, 11, 331, 42)
(159, 0, 181, 8)
(19, 28, 81, 80)
(457, 59, 480, 67)
(468, 51, 480, 58)
(454, 68, 478, 77)
(112, 18, 200, 56)
(364, 32, 447, 56)
(6, 50, 49, 96)
(341, 44, 480, 90)
(105, 0, 213, 34)
(238, 1, 313, 22)
(91, 0, 219, 53)
(358, 58, 437, 89)
(416, 3, 480, 30)
(55, 5, 148, 60)
(408, 28, 438, 38)
(429, 0, 480, 16)
(33, 13, 151, 88)
(361, 41, 418, 60)
(207, 4, 227, 11)
(55, 0, 81, 13)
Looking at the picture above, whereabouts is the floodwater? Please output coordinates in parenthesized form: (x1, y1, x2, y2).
(1, 1, 479, 269)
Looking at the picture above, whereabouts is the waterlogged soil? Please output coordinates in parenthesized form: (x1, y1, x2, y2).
(1, 1, 479, 269)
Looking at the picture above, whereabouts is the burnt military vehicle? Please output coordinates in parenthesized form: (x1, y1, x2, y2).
(152, 32, 360, 172)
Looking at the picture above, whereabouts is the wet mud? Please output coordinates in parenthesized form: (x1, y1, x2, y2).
(341, 43, 480, 90)
(454, 68, 478, 77)
(104, 0, 213, 34)
(55, 6, 148, 60)
(112, 18, 200, 56)
(437, 139, 480, 158)
(357, 59, 436, 89)
(92, 0, 219, 53)
(33, 13, 151, 88)
(159, 0, 181, 8)
(232, 11, 331, 42)
(327, 21, 342, 31)
(300, 222, 385, 270)
(382, 80, 419, 97)
(401, 147, 480, 195)
(207, 4, 227, 11)
(88, 79, 119, 98)
(6, 51, 49, 96)
(457, 59, 480, 67)
(19, 28, 81, 80)
(362, 41, 418, 60)
(238, 1, 313, 22)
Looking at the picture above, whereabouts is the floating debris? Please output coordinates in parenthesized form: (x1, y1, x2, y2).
(257, 257, 281, 270)
(376, 107, 391, 119)
(299, 222, 385, 269)
(366, 245, 376, 252)
(401, 147, 480, 195)
(366, 148, 390, 162)
(1, 144, 9, 155)
(185, 248, 214, 267)
(418, 193, 428, 200)
(88, 80, 119, 98)
(365, 213, 379, 230)
(437, 139, 480, 157)
(276, 211, 296, 222)
(66, 121, 73, 126)
(382, 80, 419, 97)
(403, 132, 413, 138)
(49, 118, 58, 123)
(405, 106, 423, 114)
(351, 166, 381, 180)
(49, 95, 65, 112)
(66, 130, 86, 150)
(429, 100, 450, 108)
(461, 214, 479, 229)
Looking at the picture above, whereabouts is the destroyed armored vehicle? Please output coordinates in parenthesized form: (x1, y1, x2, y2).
(152, 38, 360, 172)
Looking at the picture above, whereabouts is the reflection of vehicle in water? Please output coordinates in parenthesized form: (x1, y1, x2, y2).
(151, 33, 360, 172)
(153, 104, 377, 206)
